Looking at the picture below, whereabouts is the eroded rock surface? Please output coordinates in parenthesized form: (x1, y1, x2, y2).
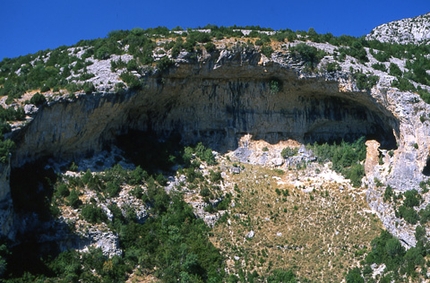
(3, 39, 430, 249)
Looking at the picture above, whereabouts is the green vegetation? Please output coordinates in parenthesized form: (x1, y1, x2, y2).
(289, 43, 326, 70)
(353, 71, 379, 90)
(29, 92, 46, 106)
(308, 137, 366, 187)
(3, 24, 430, 282)
(347, 228, 430, 282)
(281, 147, 298, 158)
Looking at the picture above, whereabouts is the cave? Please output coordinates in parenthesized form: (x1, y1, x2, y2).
(10, 73, 399, 169)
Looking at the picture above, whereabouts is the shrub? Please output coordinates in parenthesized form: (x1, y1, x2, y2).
(281, 147, 298, 158)
(345, 267, 364, 283)
(267, 269, 297, 283)
(29, 92, 46, 106)
(40, 85, 50, 93)
(372, 63, 387, 72)
(383, 185, 394, 202)
(0, 139, 14, 163)
(120, 72, 142, 90)
(81, 203, 107, 224)
(398, 205, 419, 224)
(261, 45, 274, 58)
(308, 137, 366, 187)
(67, 189, 82, 208)
(403, 189, 421, 207)
(209, 170, 222, 183)
(269, 79, 281, 94)
(82, 82, 95, 94)
(204, 42, 216, 53)
(389, 63, 402, 77)
(156, 56, 174, 72)
(354, 72, 379, 90)
(200, 187, 212, 198)
(106, 181, 121, 197)
(391, 77, 415, 92)
(55, 183, 70, 198)
(289, 43, 325, 70)
(326, 62, 341, 73)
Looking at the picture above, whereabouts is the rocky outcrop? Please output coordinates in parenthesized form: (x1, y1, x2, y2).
(366, 12, 430, 44)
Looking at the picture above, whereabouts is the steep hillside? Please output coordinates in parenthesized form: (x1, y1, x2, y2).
(0, 24, 430, 282)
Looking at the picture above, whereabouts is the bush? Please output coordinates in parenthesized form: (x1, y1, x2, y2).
(269, 79, 281, 94)
(354, 72, 379, 90)
(326, 62, 341, 73)
(67, 189, 82, 209)
(81, 203, 107, 224)
(403, 189, 421, 207)
(0, 139, 14, 163)
(308, 137, 366, 187)
(82, 82, 95, 94)
(209, 170, 222, 183)
(398, 205, 419, 224)
(289, 43, 325, 70)
(29, 92, 46, 106)
(345, 267, 364, 283)
(383, 185, 394, 202)
(204, 42, 216, 53)
(267, 269, 297, 283)
(261, 45, 274, 58)
(389, 63, 402, 77)
(281, 147, 298, 158)
(40, 85, 50, 93)
(120, 71, 142, 90)
(391, 77, 415, 92)
(156, 56, 174, 72)
(372, 63, 387, 72)
(55, 183, 70, 198)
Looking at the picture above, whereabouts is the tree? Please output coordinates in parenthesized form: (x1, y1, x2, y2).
(385, 238, 404, 258)
(29, 92, 46, 106)
(345, 268, 364, 283)
(289, 43, 325, 70)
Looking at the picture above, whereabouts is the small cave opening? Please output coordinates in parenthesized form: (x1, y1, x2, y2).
(114, 130, 184, 174)
(422, 156, 430, 176)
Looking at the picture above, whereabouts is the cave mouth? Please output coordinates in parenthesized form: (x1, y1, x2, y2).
(124, 92, 399, 155)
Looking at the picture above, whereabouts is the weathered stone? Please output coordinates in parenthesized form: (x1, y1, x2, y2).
(246, 230, 255, 239)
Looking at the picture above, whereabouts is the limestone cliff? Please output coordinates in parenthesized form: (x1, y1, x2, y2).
(2, 29, 430, 247)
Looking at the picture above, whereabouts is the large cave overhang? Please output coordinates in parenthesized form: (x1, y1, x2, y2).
(10, 62, 399, 168)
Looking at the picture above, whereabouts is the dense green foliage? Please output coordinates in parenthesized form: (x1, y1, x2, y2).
(5, 168, 225, 282)
(308, 137, 366, 187)
(353, 71, 379, 90)
(289, 43, 326, 70)
(281, 147, 298, 158)
(346, 228, 430, 282)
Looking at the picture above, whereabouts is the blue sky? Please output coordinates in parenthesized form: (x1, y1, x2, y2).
(1, 0, 429, 60)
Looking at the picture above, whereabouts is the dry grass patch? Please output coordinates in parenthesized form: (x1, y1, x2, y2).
(210, 162, 382, 282)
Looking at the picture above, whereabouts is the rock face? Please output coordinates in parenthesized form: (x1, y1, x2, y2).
(0, 160, 15, 239)
(2, 38, 430, 247)
(11, 51, 398, 168)
(366, 12, 430, 44)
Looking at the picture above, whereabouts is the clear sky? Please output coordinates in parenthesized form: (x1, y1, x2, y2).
(1, 0, 429, 60)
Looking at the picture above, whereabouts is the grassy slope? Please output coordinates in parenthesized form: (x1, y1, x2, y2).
(210, 161, 381, 282)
